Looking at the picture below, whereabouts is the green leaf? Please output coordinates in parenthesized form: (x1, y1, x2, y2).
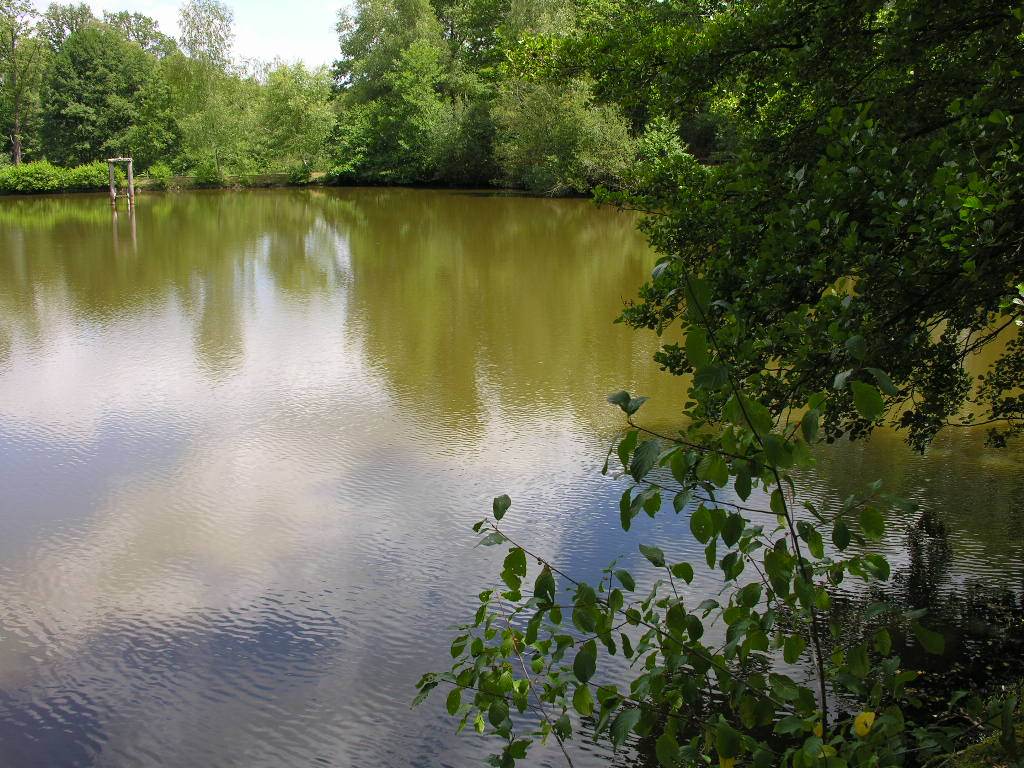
(573, 684, 594, 716)
(721, 513, 744, 547)
(655, 728, 680, 767)
(770, 489, 786, 516)
(690, 506, 713, 543)
(847, 643, 870, 677)
(859, 507, 885, 540)
(673, 489, 693, 512)
(851, 381, 885, 421)
(845, 334, 866, 361)
(534, 567, 556, 603)
(696, 453, 729, 487)
(724, 393, 774, 436)
(832, 519, 851, 550)
(503, 548, 526, 577)
(630, 439, 660, 481)
(866, 367, 898, 395)
(801, 409, 820, 443)
(618, 430, 638, 470)
(446, 688, 461, 715)
(610, 707, 641, 747)
(875, 628, 892, 656)
(774, 715, 805, 735)
(607, 391, 631, 412)
(573, 639, 598, 683)
(670, 562, 694, 583)
(493, 494, 511, 520)
(508, 739, 531, 759)
(694, 363, 729, 390)
(715, 721, 740, 758)
(489, 699, 509, 727)
(639, 543, 666, 567)
(479, 532, 506, 546)
(912, 621, 945, 655)
(685, 327, 710, 368)
(625, 396, 648, 415)
(783, 634, 806, 663)
(734, 464, 752, 500)
(615, 569, 635, 591)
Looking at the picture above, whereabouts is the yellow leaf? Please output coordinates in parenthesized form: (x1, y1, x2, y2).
(854, 711, 876, 737)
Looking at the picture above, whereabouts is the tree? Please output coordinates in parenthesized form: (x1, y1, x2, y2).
(176, 70, 262, 177)
(420, 1, 1024, 766)
(0, 0, 44, 164)
(103, 11, 177, 58)
(38, 2, 94, 51)
(334, 0, 458, 182)
(178, 0, 234, 70)
(492, 75, 633, 193)
(260, 62, 336, 173)
(42, 25, 166, 165)
(593, 0, 1024, 451)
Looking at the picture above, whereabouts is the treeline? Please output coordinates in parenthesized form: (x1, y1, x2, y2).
(330, 0, 643, 191)
(0, 0, 337, 187)
(0, 0, 676, 194)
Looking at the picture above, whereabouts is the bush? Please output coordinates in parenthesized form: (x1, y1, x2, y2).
(146, 162, 174, 190)
(287, 164, 312, 185)
(0, 161, 66, 194)
(191, 161, 226, 188)
(492, 77, 635, 195)
(63, 162, 116, 192)
(0, 161, 125, 195)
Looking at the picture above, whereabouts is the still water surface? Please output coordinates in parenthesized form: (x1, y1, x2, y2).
(0, 189, 1021, 767)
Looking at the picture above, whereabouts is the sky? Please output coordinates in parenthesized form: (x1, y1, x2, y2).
(33, 0, 344, 67)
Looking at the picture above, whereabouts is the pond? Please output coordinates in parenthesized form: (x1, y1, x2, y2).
(0, 188, 1021, 767)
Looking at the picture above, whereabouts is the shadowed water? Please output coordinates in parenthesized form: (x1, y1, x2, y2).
(0, 189, 1020, 767)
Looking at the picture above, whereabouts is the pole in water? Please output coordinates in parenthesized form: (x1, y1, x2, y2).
(108, 161, 117, 207)
(127, 157, 135, 208)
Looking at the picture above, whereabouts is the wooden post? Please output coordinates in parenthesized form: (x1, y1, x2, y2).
(127, 158, 135, 208)
(108, 161, 117, 207)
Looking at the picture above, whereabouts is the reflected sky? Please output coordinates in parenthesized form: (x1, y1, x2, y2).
(0, 189, 1020, 767)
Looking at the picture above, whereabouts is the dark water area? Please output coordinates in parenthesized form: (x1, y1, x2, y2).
(0, 189, 1021, 766)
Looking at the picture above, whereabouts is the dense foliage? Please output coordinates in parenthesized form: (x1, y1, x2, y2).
(1, 0, 642, 192)
(0, 1, 338, 183)
(0, 159, 120, 193)
(418, 1, 1024, 767)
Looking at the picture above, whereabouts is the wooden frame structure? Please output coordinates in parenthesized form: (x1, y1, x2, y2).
(107, 157, 135, 208)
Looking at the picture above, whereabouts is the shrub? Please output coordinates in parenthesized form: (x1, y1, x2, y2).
(146, 162, 174, 190)
(287, 164, 311, 185)
(191, 161, 226, 188)
(63, 162, 117, 192)
(0, 161, 126, 195)
(0, 161, 65, 194)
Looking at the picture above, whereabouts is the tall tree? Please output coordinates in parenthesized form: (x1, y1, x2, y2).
(178, 0, 234, 70)
(42, 25, 165, 165)
(103, 11, 177, 58)
(0, 0, 43, 164)
(38, 2, 94, 51)
(260, 63, 336, 172)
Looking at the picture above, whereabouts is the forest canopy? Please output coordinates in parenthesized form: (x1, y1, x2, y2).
(0, 0, 646, 192)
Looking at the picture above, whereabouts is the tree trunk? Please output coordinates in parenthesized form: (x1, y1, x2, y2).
(9, 27, 21, 165)
(12, 114, 22, 165)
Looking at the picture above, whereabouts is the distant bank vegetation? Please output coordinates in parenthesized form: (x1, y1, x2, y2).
(0, 0, 694, 195)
